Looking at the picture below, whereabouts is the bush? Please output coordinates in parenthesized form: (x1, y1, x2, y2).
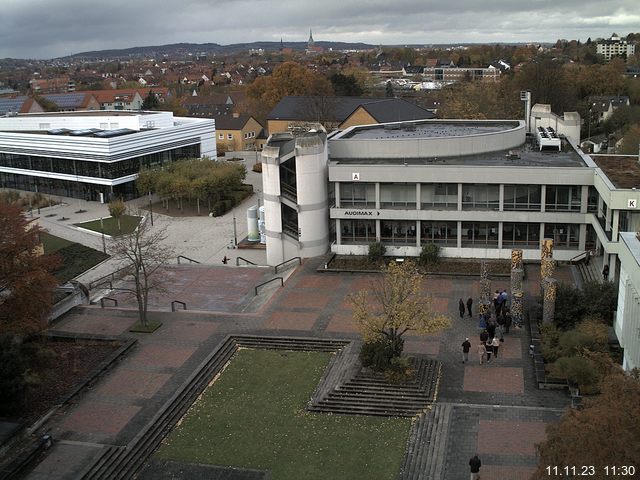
(419, 243, 440, 268)
(554, 283, 586, 330)
(583, 281, 617, 325)
(252, 163, 263, 173)
(384, 356, 416, 384)
(360, 337, 403, 372)
(367, 242, 386, 263)
(549, 355, 602, 394)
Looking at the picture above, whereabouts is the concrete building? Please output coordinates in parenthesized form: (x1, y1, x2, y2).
(260, 114, 640, 297)
(615, 232, 640, 371)
(0, 111, 215, 201)
(596, 35, 636, 61)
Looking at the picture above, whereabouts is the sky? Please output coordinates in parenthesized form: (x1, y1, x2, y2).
(1, 0, 639, 59)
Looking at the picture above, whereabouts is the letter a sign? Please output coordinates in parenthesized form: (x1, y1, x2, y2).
(352, 172, 360, 181)
(629, 199, 637, 208)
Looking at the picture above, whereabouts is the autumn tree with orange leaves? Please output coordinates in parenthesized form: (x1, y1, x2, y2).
(0, 200, 59, 340)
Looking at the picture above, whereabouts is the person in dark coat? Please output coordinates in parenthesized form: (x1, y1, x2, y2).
(459, 299, 466, 319)
(603, 264, 609, 281)
(466, 297, 473, 317)
(480, 329, 489, 343)
(485, 341, 493, 362)
(469, 454, 482, 479)
(504, 308, 512, 334)
(461, 338, 471, 363)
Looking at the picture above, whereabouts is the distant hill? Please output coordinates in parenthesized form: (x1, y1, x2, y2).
(63, 41, 379, 60)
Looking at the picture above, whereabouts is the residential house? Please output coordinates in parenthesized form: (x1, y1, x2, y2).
(30, 76, 75, 94)
(41, 93, 100, 112)
(589, 96, 631, 123)
(0, 96, 44, 115)
(266, 96, 435, 135)
(82, 89, 144, 110)
(215, 113, 263, 151)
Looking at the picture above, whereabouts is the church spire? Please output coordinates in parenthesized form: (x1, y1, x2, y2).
(308, 29, 315, 48)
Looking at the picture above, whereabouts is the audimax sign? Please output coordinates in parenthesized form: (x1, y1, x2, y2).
(344, 210, 380, 216)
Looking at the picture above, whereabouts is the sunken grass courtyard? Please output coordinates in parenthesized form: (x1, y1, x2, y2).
(155, 348, 412, 480)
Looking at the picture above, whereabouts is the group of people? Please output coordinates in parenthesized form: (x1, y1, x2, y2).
(460, 288, 515, 365)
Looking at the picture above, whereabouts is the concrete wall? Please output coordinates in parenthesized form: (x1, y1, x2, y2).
(530, 104, 581, 145)
(615, 232, 640, 371)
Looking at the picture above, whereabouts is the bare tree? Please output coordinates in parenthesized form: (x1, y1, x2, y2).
(110, 216, 174, 326)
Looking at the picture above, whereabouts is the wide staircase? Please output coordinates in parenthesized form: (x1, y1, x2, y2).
(308, 343, 442, 417)
(572, 254, 602, 285)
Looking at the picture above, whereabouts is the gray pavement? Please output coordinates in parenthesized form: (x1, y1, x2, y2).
(16, 162, 267, 287)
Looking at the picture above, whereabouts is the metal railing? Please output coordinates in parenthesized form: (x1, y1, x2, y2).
(171, 300, 187, 312)
(89, 265, 130, 290)
(254, 277, 283, 295)
(274, 256, 301, 274)
(177, 255, 200, 264)
(236, 256, 258, 266)
(100, 297, 118, 308)
(569, 250, 590, 264)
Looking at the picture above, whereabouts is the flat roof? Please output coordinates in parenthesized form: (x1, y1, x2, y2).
(9, 110, 156, 117)
(340, 120, 520, 140)
(331, 139, 587, 168)
(591, 155, 640, 189)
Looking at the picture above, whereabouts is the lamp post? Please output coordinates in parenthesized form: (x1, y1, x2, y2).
(100, 217, 106, 253)
(148, 191, 154, 226)
(232, 211, 238, 247)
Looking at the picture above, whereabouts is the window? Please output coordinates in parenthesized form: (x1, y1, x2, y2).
(461, 222, 499, 247)
(503, 185, 541, 211)
(502, 223, 540, 247)
(38, 123, 50, 130)
(227, 133, 233, 140)
(421, 221, 457, 246)
(545, 186, 581, 211)
(421, 183, 457, 210)
(543, 223, 579, 249)
(219, 133, 224, 139)
(341, 220, 376, 244)
(380, 183, 416, 209)
(462, 184, 499, 210)
(381, 220, 417, 245)
(587, 186, 598, 213)
(339, 183, 375, 208)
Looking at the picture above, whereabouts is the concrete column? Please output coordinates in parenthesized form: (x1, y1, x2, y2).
(335, 182, 340, 208)
(605, 204, 612, 232)
(457, 183, 463, 211)
(540, 185, 546, 213)
(416, 183, 421, 211)
(498, 222, 503, 250)
(336, 219, 342, 245)
(608, 253, 617, 280)
(375, 183, 380, 210)
(457, 221, 462, 249)
(376, 219, 381, 241)
(612, 210, 620, 240)
(539, 224, 545, 249)
(580, 185, 589, 214)
(499, 184, 504, 212)
(417, 220, 422, 246)
(578, 223, 587, 250)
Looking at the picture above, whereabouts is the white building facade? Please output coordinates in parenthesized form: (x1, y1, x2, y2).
(615, 232, 640, 372)
(0, 111, 215, 201)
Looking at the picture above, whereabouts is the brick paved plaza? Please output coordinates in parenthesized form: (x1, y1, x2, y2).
(24, 258, 570, 479)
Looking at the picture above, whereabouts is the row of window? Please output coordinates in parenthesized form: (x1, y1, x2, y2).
(339, 219, 595, 249)
(0, 145, 200, 180)
(338, 183, 598, 212)
(218, 131, 256, 140)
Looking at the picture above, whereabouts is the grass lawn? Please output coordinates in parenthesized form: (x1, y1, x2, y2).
(157, 349, 411, 480)
(73, 215, 142, 236)
(41, 233, 109, 283)
(41, 232, 74, 254)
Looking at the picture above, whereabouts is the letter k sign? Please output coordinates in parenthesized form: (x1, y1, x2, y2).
(628, 199, 637, 208)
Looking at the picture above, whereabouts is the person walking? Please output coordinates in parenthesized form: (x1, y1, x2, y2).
(480, 329, 489, 343)
(491, 335, 501, 359)
(469, 454, 482, 480)
(462, 338, 471, 363)
(477, 341, 486, 365)
(504, 308, 512, 334)
(459, 298, 466, 319)
(603, 264, 609, 281)
(485, 340, 493, 362)
(466, 297, 473, 317)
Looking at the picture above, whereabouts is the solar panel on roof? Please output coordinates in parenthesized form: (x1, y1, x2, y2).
(43, 93, 86, 108)
(47, 128, 71, 135)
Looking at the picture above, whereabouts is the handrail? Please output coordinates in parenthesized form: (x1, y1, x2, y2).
(171, 300, 187, 312)
(100, 297, 118, 308)
(236, 256, 258, 266)
(569, 250, 590, 265)
(254, 277, 283, 295)
(89, 265, 130, 290)
(274, 256, 301, 274)
(177, 255, 200, 264)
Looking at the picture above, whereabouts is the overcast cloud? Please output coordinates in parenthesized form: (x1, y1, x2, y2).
(1, 0, 638, 59)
